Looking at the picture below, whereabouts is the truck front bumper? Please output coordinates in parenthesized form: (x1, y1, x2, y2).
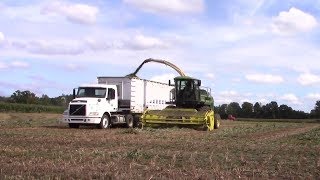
(62, 116, 102, 124)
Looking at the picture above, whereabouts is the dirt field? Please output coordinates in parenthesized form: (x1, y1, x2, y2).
(0, 113, 319, 179)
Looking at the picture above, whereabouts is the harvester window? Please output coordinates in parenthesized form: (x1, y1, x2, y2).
(179, 80, 194, 95)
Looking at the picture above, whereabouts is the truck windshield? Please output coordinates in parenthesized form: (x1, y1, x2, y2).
(77, 87, 106, 98)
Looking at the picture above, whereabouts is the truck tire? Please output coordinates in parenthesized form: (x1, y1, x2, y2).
(99, 114, 111, 129)
(125, 114, 134, 128)
(133, 115, 141, 128)
(69, 123, 79, 128)
(214, 114, 221, 129)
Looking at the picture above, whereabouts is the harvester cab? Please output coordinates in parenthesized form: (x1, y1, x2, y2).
(135, 58, 221, 131)
(174, 76, 213, 110)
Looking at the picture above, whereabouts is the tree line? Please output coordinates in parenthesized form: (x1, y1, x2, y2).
(214, 101, 320, 119)
(0, 90, 73, 107)
(1, 90, 320, 119)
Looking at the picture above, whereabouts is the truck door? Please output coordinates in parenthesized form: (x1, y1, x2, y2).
(107, 88, 118, 112)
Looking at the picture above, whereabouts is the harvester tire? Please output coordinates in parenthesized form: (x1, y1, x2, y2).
(99, 114, 111, 129)
(125, 114, 134, 128)
(214, 114, 221, 129)
(69, 123, 79, 128)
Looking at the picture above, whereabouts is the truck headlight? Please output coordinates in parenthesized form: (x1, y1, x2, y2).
(63, 109, 69, 115)
(89, 112, 99, 116)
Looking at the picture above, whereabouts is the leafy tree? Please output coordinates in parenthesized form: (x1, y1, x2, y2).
(39, 94, 50, 105)
(241, 102, 253, 118)
(216, 104, 228, 119)
(278, 104, 293, 119)
(310, 100, 320, 118)
(291, 110, 308, 119)
(264, 101, 279, 119)
(227, 102, 241, 117)
(10, 90, 37, 104)
(0, 96, 9, 102)
(253, 102, 262, 118)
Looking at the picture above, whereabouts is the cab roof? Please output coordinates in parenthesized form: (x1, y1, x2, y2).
(174, 76, 200, 81)
(79, 84, 110, 88)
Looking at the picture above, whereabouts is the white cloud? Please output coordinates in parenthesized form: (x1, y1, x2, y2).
(11, 39, 85, 55)
(205, 73, 215, 79)
(297, 72, 320, 86)
(215, 98, 233, 104)
(123, 0, 204, 14)
(84, 34, 170, 51)
(5, 33, 169, 56)
(0, 3, 48, 23)
(85, 38, 114, 51)
(245, 74, 284, 84)
(150, 73, 175, 84)
(220, 90, 239, 97)
(281, 93, 301, 105)
(0, 61, 29, 70)
(64, 63, 84, 71)
(306, 93, 320, 100)
(42, 1, 99, 24)
(0, 32, 4, 44)
(126, 35, 169, 50)
(10, 61, 29, 68)
(257, 98, 269, 104)
(272, 7, 318, 36)
(0, 62, 8, 70)
(215, 90, 241, 104)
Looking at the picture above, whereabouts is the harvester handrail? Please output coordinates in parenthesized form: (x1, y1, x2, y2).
(126, 58, 186, 77)
(200, 86, 212, 95)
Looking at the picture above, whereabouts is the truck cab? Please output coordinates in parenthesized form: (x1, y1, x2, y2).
(62, 84, 122, 129)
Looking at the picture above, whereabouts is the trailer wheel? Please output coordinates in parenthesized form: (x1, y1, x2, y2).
(125, 114, 134, 128)
(214, 114, 221, 129)
(99, 114, 111, 129)
(68, 123, 79, 128)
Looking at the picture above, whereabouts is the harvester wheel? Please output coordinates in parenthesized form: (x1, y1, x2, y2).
(68, 123, 79, 128)
(125, 114, 134, 128)
(99, 114, 111, 129)
(214, 114, 221, 129)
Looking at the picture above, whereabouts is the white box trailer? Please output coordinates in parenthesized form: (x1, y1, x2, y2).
(62, 76, 173, 129)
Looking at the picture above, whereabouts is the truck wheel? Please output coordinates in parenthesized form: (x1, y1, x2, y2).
(69, 123, 79, 128)
(214, 114, 221, 129)
(99, 114, 111, 129)
(125, 114, 134, 128)
(133, 115, 141, 128)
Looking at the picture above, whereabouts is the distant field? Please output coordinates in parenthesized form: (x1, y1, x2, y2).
(237, 118, 320, 123)
(0, 113, 319, 179)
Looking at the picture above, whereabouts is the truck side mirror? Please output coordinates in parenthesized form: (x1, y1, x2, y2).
(198, 80, 201, 86)
(73, 88, 76, 99)
(169, 80, 171, 86)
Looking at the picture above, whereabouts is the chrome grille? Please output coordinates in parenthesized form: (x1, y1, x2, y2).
(69, 104, 86, 116)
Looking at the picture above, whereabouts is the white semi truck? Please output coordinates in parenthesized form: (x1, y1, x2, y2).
(62, 76, 173, 128)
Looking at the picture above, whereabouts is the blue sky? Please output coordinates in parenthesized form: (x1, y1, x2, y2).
(0, 0, 320, 112)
